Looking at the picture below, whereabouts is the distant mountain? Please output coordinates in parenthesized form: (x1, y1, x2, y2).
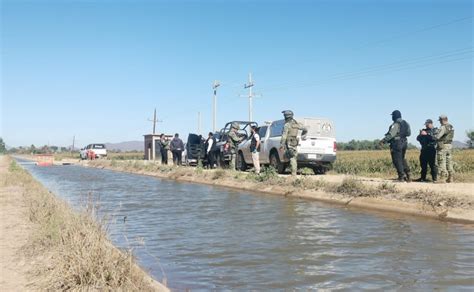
(452, 140, 468, 149)
(105, 141, 143, 152)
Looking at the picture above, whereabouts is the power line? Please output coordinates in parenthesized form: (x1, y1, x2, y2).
(147, 108, 162, 134)
(212, 80, 220, 132)
(262, 47, 473, 91)
(355, 16, 473, 50)
(240, 73, 261, 121)
(251, 15, 473, 74)
(264, 53, 473, 92)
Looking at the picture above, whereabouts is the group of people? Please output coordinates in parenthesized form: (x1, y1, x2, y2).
(380, 110, 455, 183)
(225, 110, 307, 176)
(158, 109, 456, 183)
(158, 133, 184, 166)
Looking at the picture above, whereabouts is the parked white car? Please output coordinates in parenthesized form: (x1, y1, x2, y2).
(80, 144, 107, 159)
(236, 118, 336, 174)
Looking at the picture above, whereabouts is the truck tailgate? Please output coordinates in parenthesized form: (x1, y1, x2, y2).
(298, 137, 335, 155)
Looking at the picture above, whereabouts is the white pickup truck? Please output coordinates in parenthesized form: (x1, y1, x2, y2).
(80, 144, 107, 159)
(236, 118, 336, 174)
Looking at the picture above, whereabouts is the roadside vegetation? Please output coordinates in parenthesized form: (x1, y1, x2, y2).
(332, 149, 474, 182)
(87, 159, 473, 211)
(2, 157, 166, 291)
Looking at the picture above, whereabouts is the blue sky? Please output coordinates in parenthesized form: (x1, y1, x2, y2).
(1, 0, 472, 147)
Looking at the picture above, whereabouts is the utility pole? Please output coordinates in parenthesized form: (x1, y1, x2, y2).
(198, 111, 202, 135)
(241, 72, 260, 121)
(71, 135, 75, 154)
(147, 108, 162, 134)
(212, 80, 220, 132)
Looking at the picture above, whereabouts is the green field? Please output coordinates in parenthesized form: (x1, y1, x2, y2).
(332, 149, 474, 182)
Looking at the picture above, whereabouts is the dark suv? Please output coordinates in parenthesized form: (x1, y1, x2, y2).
(184, 133, 206, 166)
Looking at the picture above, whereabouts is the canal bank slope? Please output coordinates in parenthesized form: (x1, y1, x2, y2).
(0, 156, 168, 291)
(81, 159, 474, 224)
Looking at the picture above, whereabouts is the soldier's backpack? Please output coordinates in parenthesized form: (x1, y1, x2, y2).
(398, 119, 411, 138)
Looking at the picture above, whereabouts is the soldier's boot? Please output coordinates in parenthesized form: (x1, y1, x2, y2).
(405, 173, 412, 183)
(447, 174, 453, 183)
(290, 157, 298, 176)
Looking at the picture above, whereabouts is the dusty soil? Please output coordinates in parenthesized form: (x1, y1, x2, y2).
(2, 156, 169, 291)
(0, 156, 34, 291)
(314, 173, 474, 199)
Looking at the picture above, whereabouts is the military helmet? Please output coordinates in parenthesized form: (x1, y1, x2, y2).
(282, 110, 294, 119)
(231, 122, 240, 130)
(390, 110, 402, 121)
(439, 114, 448, 121)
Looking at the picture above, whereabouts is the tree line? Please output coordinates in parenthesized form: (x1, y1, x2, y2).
(1, 131, 473, 154)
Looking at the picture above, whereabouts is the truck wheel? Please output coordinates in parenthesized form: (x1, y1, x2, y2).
(313, 166, 327, 175)
(270, 152, 285, 174)
(237, 152, 248, 171)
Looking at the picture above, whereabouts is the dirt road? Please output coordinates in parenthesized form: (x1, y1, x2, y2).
(0, 156, 32, 291)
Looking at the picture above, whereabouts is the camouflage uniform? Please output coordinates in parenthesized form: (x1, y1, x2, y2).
(228, 124, 243, 170)
(280, 111, 306, 176)
(160, 137, 170, 165)
(381, 111, 411, 181)
(435, 116, 454, 182)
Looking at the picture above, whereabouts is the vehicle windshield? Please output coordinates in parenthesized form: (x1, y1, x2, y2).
(187, 134, 203, 145)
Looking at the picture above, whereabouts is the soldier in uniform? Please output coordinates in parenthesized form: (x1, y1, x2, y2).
(280, 110, 307, 176)
(434, 114, 455, 183)
(380, 110, 411, 182)
(228, 122, 243, 170)
(416, 119, 437, 182)
(159, 134, 170, 165)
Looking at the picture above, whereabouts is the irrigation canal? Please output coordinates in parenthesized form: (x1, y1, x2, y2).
(18, 159, 474, 290)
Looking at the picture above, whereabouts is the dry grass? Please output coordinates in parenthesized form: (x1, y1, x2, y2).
(402, 189, 472, 210)
(4, 159, 164, 291)
(333, 149, 474, 182)
(88, 159, 473, 210)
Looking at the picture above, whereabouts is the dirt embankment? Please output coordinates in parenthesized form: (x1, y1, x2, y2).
(80, 159, 474, 224)
(0, 156, 168, 291)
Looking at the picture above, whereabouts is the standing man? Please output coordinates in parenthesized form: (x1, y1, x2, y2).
(159, 134, 169, 165)
(416, 119, 438, 182)
(280, 110, 307, 176)
(250, 126, 261, 174)
(434, 114, 455, 183)
(228, 122, 243, 170)
(170, 133, 184, 166)
(380, 110, 411, 182)
(205, 132, 216, 169)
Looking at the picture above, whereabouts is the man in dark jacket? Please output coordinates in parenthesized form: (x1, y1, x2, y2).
(416, 119, 437, 182)
(380, 110, 411, 182)
(205, 132, 217, 169)
(170, 133, 184, 166)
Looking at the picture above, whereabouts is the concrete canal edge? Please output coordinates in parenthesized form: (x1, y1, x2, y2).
(78, 160, 474, 225)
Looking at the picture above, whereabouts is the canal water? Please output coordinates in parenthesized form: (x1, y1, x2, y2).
(18, 161, 474, 290)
